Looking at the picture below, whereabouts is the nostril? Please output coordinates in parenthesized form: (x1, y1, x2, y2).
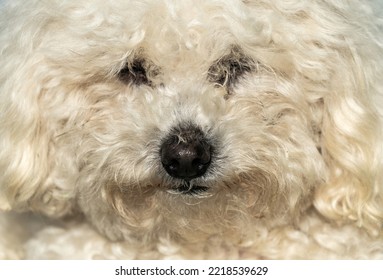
(167, 159, 179, 171)
(192, 155, 210, 169)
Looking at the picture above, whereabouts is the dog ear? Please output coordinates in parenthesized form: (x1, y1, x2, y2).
(0, 53, 73, 217)
(314, 43, 383, 235)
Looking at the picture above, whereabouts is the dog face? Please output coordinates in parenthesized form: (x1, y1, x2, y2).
(1, 0, 382, 243)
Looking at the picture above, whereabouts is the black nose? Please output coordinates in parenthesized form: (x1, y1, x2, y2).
(160, 128, 211, 180)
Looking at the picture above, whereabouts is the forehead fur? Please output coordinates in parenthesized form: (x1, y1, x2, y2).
(13, 0, 262, 64)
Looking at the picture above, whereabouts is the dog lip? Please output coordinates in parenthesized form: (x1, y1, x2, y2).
(167, 181, 209, 195)
(179, 184, 209, 194)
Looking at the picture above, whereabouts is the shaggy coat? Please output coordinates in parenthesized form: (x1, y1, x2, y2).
(1, 0, 383, 259)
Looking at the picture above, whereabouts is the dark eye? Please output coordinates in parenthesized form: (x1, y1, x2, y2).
(117, 58, 150, 86)
(208, 47, 254, 88)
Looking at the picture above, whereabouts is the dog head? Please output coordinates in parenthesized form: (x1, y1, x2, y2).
(1, 0, 382, 241)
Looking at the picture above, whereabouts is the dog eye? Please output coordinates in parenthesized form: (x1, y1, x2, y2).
(208, 47, 254, 88)
(117, 58, 150, 86)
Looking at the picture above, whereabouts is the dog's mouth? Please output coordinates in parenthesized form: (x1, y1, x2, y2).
(167, 181, 209, 196)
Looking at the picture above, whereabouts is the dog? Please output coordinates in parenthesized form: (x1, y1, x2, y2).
(1, 0, 383, 259)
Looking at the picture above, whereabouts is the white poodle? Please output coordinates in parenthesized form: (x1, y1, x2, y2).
(1, 0, 383, 259)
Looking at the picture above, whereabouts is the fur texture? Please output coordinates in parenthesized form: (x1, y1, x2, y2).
(1, 0, 383, 259)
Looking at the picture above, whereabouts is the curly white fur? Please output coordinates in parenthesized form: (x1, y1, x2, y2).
(1, 0, 383, 259)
